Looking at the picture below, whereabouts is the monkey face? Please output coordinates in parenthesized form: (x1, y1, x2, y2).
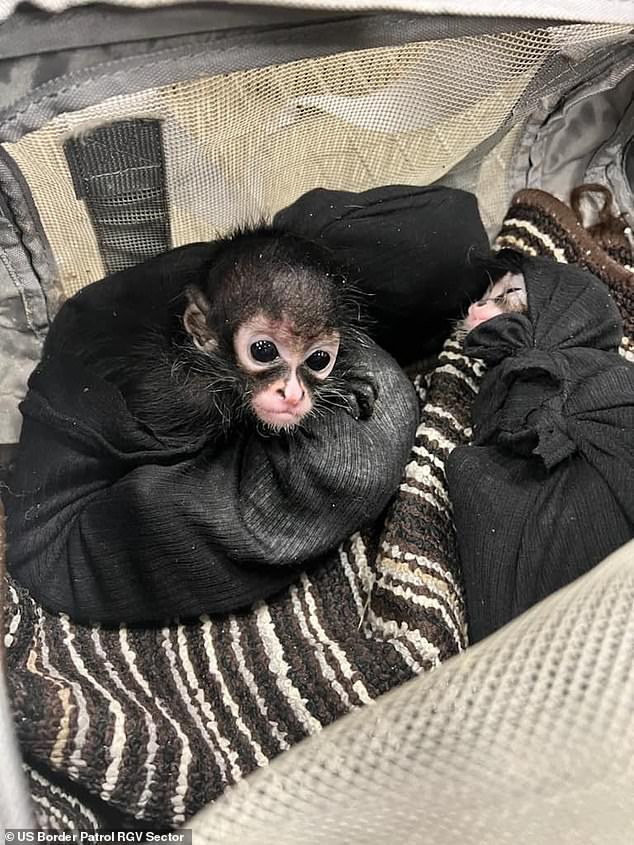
(464, 272, 527, 332)
(233, 315, 340, 429)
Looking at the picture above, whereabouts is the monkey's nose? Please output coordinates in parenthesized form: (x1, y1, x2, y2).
(279, 376, 305, 406)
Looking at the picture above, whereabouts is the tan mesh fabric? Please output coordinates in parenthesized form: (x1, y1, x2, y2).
(4, 23, 630, 295)
(188, 538, 634, 845)
(442, 121, 525, 237)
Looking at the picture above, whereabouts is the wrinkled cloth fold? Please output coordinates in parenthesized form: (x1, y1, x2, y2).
(274, 184, 489, 362)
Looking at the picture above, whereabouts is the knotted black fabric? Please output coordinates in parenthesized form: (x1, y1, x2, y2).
(273, 185, 489, 363)
(4, 245, 418, 625)
(446, 255, 634, 643)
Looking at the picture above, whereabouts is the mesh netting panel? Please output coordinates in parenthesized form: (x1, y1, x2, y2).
(188, 538, 634, 845)
(3, 23, 630, 294)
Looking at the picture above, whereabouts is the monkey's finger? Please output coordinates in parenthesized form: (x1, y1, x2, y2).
(348, 378, 377, 420)
(344, 394, 362, 420)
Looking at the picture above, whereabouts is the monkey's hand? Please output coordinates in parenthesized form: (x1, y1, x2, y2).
(342, 372, 379, 420)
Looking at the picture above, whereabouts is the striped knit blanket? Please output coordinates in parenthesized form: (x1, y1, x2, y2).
(4, 189, 633, 830)
(3, 319, 474, 833)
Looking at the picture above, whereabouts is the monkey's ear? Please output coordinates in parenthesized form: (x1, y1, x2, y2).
(183, 286, 218, 352)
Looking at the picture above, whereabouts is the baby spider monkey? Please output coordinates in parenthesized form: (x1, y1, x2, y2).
(63, 226, 375, 441)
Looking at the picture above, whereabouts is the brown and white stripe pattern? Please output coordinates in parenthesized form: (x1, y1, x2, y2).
(4, 333, 480, 830)
(24, 765, 100, 833)
(497, 188, 634, 343)
(372, 337, 479, 662)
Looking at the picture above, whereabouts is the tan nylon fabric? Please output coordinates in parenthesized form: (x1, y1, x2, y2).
(4, 23, 630, 296)
(188, 537, 634, 845)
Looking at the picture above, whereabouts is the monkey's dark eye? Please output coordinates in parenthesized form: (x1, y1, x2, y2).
(492, 287, 524, 306)
(250, 340, 279, 363)
(305, 350, 331, 372)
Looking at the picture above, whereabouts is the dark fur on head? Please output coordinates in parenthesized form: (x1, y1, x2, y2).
(119, 227, 367, 439)
(191, 226, 362, 349)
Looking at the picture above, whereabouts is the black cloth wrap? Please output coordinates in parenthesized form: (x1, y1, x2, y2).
(446, 256, 634, 643)
(273, 185, 490, 363)
(5, 244, 419, 625)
